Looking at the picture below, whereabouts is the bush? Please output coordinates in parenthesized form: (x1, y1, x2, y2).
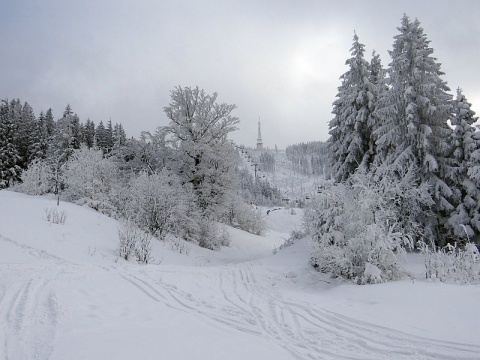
(197, 219, 231, 250)
(274, 228, 305, 254)
(305, 168, 423, 283)
(223, 199, 266, 236)
(123, 169, 199, 240)
(44, 207, 67, 224)
(118, 220, 153, 264)
(19, 159, 53, 195)
(420, 241, 480, 284)
(63, 146, 119, 212)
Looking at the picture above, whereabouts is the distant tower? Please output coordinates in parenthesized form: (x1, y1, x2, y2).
(256, 119, 263, 150)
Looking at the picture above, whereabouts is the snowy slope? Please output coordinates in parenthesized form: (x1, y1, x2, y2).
(1, 190, 480, 360)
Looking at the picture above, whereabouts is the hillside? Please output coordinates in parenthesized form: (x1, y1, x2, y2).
(1, 190, 479, 359)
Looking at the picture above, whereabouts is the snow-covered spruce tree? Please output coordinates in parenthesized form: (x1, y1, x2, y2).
(48, 105, 78, 162)
(447, 89, 480, 243)
(373, 15, 454, 246)
(163, 86, 240, 219)
(305, 166, 429, 283)
(0, 100, 22, 188)
(329, 33, 376, 182)
(95, 121, 108, 152)
(81, 119, 96, 149)
(15, 102, 41, 169)
(112, 123, 127, 148)
(62, 146, 120, 211)
(365, 51, 387, 167)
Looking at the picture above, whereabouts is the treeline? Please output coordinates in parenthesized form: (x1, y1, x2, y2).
(285, 141, 329, 176)
(1, 86, 266, 251)
(259, 152, 275, 173)
(237, 167, 283, 206)
(0, 99, 127, 188)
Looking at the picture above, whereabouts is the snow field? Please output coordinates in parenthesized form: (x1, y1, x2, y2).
(1, 190, 479, 360)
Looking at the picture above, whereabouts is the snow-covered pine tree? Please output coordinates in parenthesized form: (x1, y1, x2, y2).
(447, 88, 480, 243)
(0, 100, 22, 188)
(44, 108, 55, 138)
(48, 105, 78, 162)
(365, 51, 387, 167)
(113, 123, 127, 148)
(95, 121, 108, 152)
(329, 33, 376, 182)
(37, 111, 49, 159)
(46, 105, 79, 196)
(105, 119, 114, 152)
(70, 113, 82, 150)
(15, 102, 41, 168)
(37, 108, 55, 158)
(82, 119, 96, 149)
(374, 15, 454, 246)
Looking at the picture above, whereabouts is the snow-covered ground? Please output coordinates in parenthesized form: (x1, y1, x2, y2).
(1, 190, 479, 360)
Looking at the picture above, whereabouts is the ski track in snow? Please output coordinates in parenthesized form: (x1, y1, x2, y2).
(2, 229, 480, 360)
(0, 278, 58, 360)
(117, 264, 480, 360)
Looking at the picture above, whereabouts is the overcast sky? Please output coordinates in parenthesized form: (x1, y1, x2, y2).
(1, 0, 479, 149)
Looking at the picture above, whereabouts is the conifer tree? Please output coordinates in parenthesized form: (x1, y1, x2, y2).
(447, 89, 480, 241)
(48, 105, 77, 161)
(95, 121, 108, 151)
(37, 109, 54, 159)
(0, 100, 22, 187)
(113, 123, 127, 147)
(365, 51, 387, 166)
(15, 102, 39, 168)
(82, 119, 96, 148)
(329, 33, 376, 182)
(105, 119, 114, 151)
(44, 108, 55, 137)
(374, 15, 454, 245)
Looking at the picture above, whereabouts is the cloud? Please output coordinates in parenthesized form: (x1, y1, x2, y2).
(1, 0, 479, 148)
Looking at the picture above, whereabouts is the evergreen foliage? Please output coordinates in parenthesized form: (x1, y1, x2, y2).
(374, 15, 454, 245)
(329, 33, 376, 182)
(447, 89, 480, 242)
(0, 100, 22, 187)
(285, 141, 329, 177)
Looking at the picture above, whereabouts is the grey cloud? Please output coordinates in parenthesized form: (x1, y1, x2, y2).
(1, 0, 479, 149)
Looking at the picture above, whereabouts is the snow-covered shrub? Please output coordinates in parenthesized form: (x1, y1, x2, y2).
(118, 220, 140, 260)
(135, 233, 153, 264)
(124, 169, 199, 241)
(44, 207, 67, 224)
(223, 199, 266, 236)
(168, 236, 191, 255)
(117, 220, 153, 264)
(62, 146, 119, 212)
(420, 241, 480, 284)
(18, 159, 53, 195)
(305, 168, 425, 283)
(197, 219, 230, 250)
(274, 228, 305, 253)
